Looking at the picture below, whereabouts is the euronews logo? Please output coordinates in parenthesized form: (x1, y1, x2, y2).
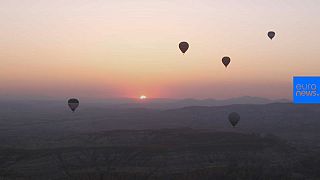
(293, 76, 320, 104)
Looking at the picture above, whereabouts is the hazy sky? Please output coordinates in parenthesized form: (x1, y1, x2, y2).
(1, 0, 320, 100)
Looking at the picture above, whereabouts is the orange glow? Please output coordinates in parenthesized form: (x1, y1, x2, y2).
(139, 95, 147, 100)
(1, 1, 319, 99)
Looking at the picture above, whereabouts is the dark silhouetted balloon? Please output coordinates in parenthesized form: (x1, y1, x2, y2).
(179, 42, 189, 54)
(68, 98, 79, 112)
(228, 112, 240, 127)
(268, 31, 276, 40)
(222, 56, 231, 68)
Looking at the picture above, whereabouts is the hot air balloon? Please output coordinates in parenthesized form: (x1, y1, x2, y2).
(222, 56, 231, 68)
(68, 98, 79, 112)
(228, 112, 240, 127)
(268, 31, 276, 40)
(179, 42, 189, 54)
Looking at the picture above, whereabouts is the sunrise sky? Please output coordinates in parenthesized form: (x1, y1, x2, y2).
(1, 0, 320, 100)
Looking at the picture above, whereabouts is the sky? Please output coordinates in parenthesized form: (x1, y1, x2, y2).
(1, 0, 320, 100)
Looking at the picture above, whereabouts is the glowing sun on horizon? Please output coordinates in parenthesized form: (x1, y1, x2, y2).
(139, 95, 147, 100)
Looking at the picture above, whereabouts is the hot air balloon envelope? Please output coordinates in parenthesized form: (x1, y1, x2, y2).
(228, 112, 240, 127)
(268, 31, 276, 40)
(222, 56, 231, 68)
(179, 42, 189, 54)
(68, 98, 79, 112)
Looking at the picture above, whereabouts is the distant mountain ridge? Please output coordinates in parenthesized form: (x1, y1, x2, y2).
(0, 96, 291, 110)
(109, 96, 291, 109)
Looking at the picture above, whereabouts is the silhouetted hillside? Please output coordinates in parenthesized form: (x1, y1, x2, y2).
(1, 129, 313, 180)
(0, 102, 319, 146)
(1, 102, 320, 179)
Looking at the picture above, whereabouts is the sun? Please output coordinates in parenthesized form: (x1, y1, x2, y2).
(139, 95, 147, 100)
